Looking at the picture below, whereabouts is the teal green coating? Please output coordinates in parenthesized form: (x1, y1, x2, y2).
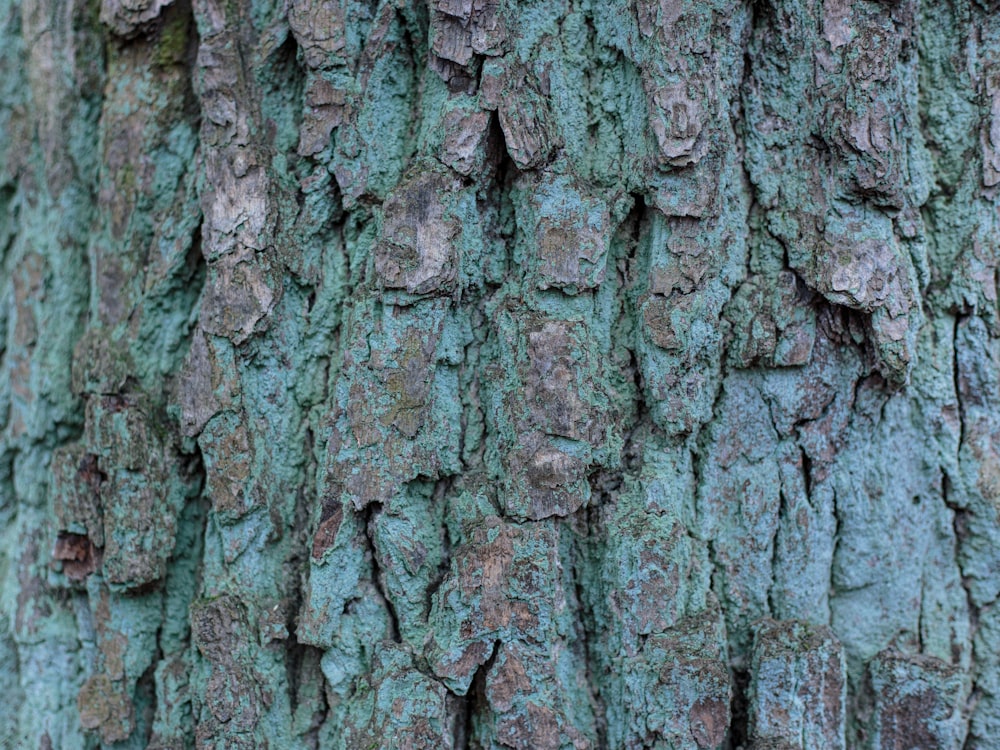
(3, 0, 1000, 747)
(747, 620, 846, 748)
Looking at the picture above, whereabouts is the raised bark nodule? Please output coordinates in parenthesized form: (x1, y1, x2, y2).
(2, 0, 999, 748)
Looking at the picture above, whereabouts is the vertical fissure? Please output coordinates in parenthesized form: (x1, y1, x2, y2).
(362, 502, 402, 644)
(456, 639, 500, 750)
(726, 666, 751, 750)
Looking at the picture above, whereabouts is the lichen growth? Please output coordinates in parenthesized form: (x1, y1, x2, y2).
(2, 0, 1000, 747)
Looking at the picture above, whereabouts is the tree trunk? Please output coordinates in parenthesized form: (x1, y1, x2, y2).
(2, 0, 998, 747)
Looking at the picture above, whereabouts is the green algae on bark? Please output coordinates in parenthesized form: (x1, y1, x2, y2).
(2, 0, 1000, 747)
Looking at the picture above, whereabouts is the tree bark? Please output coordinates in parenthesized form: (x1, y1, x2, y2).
(1, 0, 999, 747)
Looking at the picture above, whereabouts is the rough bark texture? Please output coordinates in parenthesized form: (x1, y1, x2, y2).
(2, 0, 999, 748)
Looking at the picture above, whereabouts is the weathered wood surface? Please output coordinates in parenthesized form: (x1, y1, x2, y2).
(1, 0, 998, 747)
